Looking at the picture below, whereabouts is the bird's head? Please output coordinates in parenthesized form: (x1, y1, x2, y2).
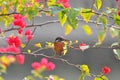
(55, 37, 69, 42)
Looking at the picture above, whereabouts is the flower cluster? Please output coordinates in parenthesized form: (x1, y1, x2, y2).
(13, 14, 26, 29)
(0, 46, 20, 54)
(102, 66, 111, 75)
(32, 58, 55, 71)
(57, 0, 70, 8)
(7, 36, 21, 47)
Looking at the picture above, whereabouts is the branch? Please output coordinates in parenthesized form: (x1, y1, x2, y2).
(0, 12, 18, 16)
(3, 18, 120, 33)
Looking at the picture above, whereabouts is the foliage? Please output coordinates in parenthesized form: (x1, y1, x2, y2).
(0, 0, 119, 80)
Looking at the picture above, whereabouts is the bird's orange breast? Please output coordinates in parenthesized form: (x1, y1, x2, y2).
(54, 42, 64, 55)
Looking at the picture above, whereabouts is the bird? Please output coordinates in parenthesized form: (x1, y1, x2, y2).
(54, 37, 69, 56)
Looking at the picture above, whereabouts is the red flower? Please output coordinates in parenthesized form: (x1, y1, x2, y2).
(7, 36, 21, 47)
(47, 62, 55, 71)
(13, 14, 26, 28)
(13, 14, 24, 20)
(32, 62, 41, 70)
(16, 54, 25, 64)
(13, 20, 26, 28)
(25, 29, 32, 35)
(118, 11, 120, 16)
(26, 35, 33, 40)
(18, 29, 23, 34)
(25, 29, 33, 40)
(57, 0, 70, 8)
(102, 66, 111, 75)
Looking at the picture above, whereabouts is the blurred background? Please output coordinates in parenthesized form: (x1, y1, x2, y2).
(1, 0, 120, 80)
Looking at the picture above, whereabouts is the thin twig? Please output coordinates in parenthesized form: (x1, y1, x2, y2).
(90, 0, 95, 10)
(23, 17, 37, 49)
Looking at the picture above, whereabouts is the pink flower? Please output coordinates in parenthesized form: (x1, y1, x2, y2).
(7, 36, 21, 47)
(6, 46, 20, 54)
(7, 55, 16, 63)
(0, 47, 7, 53)
(57, 0, 70, 8)
(102, 66, 111, 75)
(47, 62, 55, 71)
(25, 29, 33, 40)
(35, 0, 40, 3)
(16, 54, 25, 64)
(32, 62, 41, 70)
(40, 58, 48, 67)
(31, 58, 56, 71)
(25, 29, 32, 35)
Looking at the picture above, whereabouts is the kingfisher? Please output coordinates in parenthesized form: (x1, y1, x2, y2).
(54, 37, 69, 56)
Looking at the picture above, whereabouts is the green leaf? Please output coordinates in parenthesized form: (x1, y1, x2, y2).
(47, 0, 56, 6)
(80, 8, 94, 23)
(79, 73, 85, 80)
(34, 43, 42, 48)
(67, 17, 78, 29)
(80, 64, 90, 75)
(65, 24, 72, 35)
(63, 43, 68, 55)
(82, 25, 92, 35)
(50, 4, 64, 15)
(118, 31, 120, 42)
(114, 15, 120, 26)
(0, 76, 4, 80)
(79, 64, 90, 80)
(94, 76, 108, 80)
(58, 11, 67, 26)
(94, 0, 102, 10)
(98, 16, 108, 27)
(109, 27, 118, 38)
(27, 4, 39, 20)
(113, 49, 120, 60)
(23, 76, 35, 80)
(97, 31, 106, 45)
(94, 77, 102, 80)
(67, 8, 79, 29)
